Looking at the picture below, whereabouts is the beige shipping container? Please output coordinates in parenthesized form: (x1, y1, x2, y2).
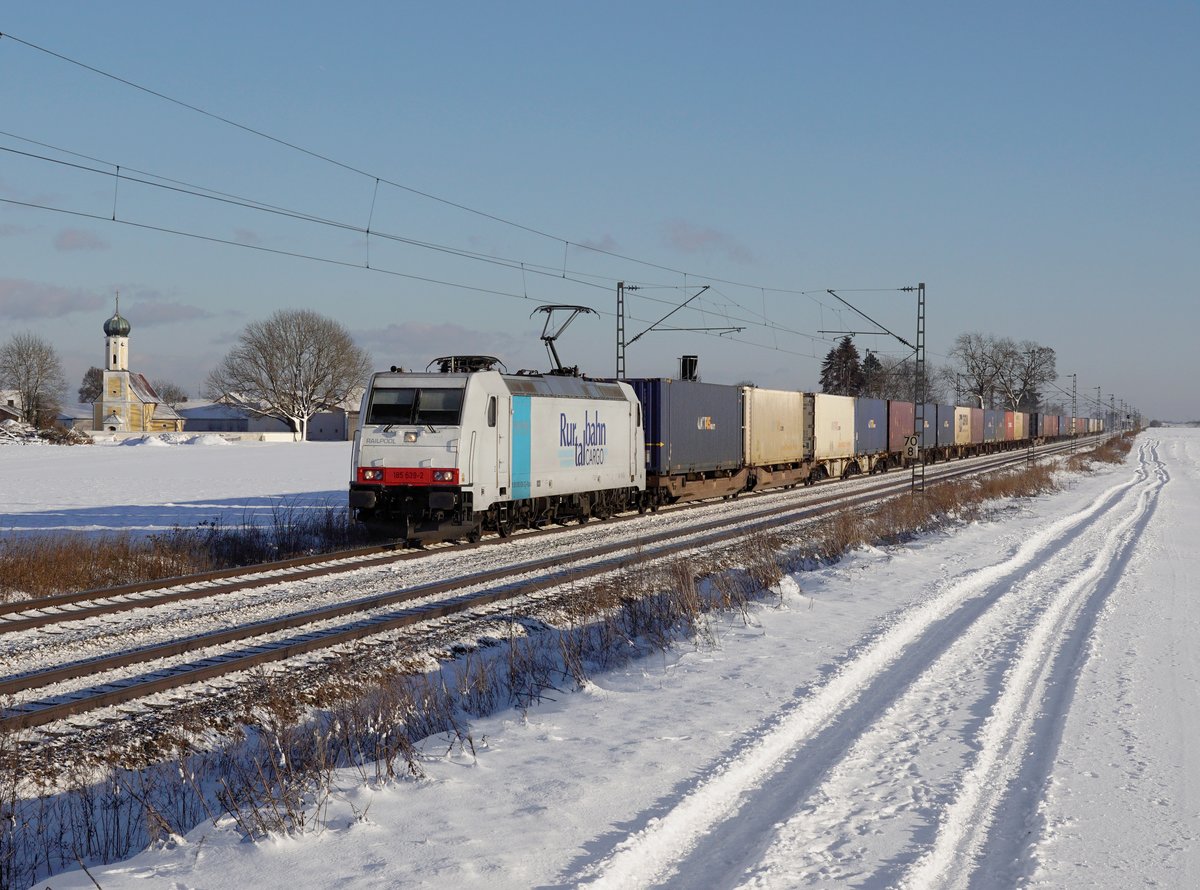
(1014, 411, 1027, 440)
(954, 406, 973, 446)
(743, 387, 807, 466)
(812, 394, 855, 459)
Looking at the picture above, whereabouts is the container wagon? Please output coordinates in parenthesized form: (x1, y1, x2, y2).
(742, 386, 813, 490)
(625, 378, 744, 505)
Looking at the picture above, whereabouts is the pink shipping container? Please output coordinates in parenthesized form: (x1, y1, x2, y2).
(970, 407, 984, 445)
(1045, 414, 1059, 437)
(888, 400, 915, 453)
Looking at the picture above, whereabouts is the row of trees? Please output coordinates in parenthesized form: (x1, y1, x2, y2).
(0, 310, 370, 440)
(819, 332, 1059, 411)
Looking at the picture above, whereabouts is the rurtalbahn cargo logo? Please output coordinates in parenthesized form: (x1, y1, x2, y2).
(560, 411, 607, 466)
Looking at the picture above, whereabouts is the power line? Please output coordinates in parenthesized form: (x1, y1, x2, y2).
(0, 32, 924, 364)
(0, 30, 889, 307)
(1, 132, 847, 348)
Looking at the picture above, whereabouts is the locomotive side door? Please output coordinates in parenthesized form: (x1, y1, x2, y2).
(493, 393, 511, 497)
(630, 399, 641, 483)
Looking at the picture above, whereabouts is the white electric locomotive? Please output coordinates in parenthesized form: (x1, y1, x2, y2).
(349, 355, 645, 543)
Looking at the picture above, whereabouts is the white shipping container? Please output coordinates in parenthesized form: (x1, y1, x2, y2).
(812, 394, 855, 459)
(954, 406, 972, 446)
(743, 387, 806, 466)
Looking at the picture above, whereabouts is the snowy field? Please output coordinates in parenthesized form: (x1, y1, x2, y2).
(7, 428, 1197, 889)
(0, 436, 351, 536)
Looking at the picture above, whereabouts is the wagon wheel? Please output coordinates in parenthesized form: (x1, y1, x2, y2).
(495, 508, 513, 538)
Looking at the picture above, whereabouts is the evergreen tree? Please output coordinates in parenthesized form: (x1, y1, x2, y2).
(861, 350, 884, 398)
(819, 336, 864, 395)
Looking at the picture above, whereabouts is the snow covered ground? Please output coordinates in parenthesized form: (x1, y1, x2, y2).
(9, 429, 1198, 889)
(0, 437, 350, 536)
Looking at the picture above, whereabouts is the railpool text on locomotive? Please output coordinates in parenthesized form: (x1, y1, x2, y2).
(560, 410, 608, 466)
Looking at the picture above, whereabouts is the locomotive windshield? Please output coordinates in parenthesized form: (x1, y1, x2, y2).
(366, 387, 464, 426)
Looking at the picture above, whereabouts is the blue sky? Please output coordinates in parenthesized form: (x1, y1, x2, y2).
(1, 2, 1195, 419)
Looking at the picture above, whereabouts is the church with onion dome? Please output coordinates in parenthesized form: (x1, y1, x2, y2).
(92, 297, 184, 433)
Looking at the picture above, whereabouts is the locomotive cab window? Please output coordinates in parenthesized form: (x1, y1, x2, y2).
(487, 396, 497, 428)
(366, 387, 464, 426)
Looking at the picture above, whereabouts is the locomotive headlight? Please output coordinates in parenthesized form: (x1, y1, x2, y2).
(360, 468, 384, 482)
(433, 470, 453, 482)
(404, 431, 419, 443)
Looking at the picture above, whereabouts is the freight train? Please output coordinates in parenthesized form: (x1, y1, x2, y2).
(348, 355, 1102, 543)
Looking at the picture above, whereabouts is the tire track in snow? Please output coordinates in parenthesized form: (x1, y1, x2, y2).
(898, 441, 1166, 888)
(725, 442, 1167, 889)
(573, 443, 1157, 889)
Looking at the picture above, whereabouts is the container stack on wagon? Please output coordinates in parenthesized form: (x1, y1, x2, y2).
(625, 378, 745, 504)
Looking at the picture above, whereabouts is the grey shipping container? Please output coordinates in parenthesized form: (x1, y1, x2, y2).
(935, 404, 955, 447)
(624, 378, 743, 475)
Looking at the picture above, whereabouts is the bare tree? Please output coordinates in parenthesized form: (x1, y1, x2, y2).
(151, 379, 189, 408)
(948, 332, 1005, 408)
(0, 332, 68, 427)
(949, 332, 1058, 410)
(995, 341, 1057, 410)
(861, 354, 953, 404)
(79, 366, 103, 403)
(203, 309, 372, 441)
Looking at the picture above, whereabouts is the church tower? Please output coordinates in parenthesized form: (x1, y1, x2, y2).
(98, 295, 133, 431)
(92, 296, 184, 434)
(104, 293, 130, 372)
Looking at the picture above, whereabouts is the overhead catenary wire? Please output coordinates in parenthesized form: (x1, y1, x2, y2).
(0, 134, 845, 350)
(0, 31, 905, 304)
(0, 31, 929, 368)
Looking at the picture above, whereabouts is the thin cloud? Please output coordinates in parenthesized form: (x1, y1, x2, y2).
(578, 234, 620, 253)
(355, 321, 531, 370)
(54, 228, 110, 251)
(662, 219, 754, 264)
(124, 301, 215, 326)
(233, 228, 264, 247)
(0, 279, 107, 320)
(0, 223, 29, 238)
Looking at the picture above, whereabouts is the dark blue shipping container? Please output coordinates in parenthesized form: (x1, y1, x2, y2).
(855, 398, 888, 454)
(624, 379, 743, 475)
(935, 404, 956, 447)
(917, 402, 941, 449)
(983, 409, 1002, 443)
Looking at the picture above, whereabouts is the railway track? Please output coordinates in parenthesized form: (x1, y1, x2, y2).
(0, 440, 1087, 734)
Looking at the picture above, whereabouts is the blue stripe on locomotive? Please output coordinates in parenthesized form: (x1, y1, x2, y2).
(512, 395, 531, 499)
